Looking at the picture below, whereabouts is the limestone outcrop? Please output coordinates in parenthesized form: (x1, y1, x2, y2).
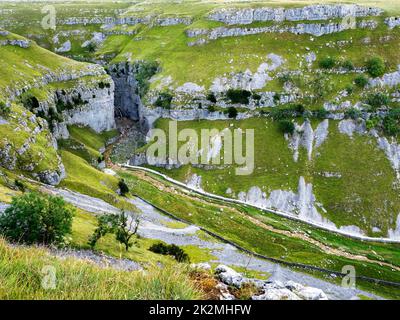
(208, 4, 382, 25)
(215, 264, 328, 300)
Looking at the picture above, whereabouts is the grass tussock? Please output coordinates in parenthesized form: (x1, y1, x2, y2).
(0, 238, 203, 300)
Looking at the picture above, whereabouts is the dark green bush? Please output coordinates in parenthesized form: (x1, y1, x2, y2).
(291, 103, 305, 113)
(366, 57, 386, 78)
(135, 61, 159, 97)
(252, 93, 261, 101)
(14, 179, 25, 192)
(0, 192, 73, 245)
(278, 120, 295, 134)
(149, 242, 190, 262)
(155, 92, 173, 109)
(98, 81, 111, 89)
(226, 89, 251, 104)
(207, 105, 216, 112)
(319, 56, 336, 69)
(382, 109, 400, 136)
(118, 179, 130, 196)
(270, 108, 296, 120)
(344, 108, 362, 120)
(313, 108, 328, 119)
(0, 101, 10, 116)
(354, 74, 369, 88)
(86, 41, 97, 53)
(365, 93, 390, 110)
(342, 60, 355, 71)
(225, 106, 238, 119)
(206, 92, 217, 103)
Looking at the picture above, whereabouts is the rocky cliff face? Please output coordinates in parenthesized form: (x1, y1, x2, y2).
(0, 105, 65, 185)
(55, 81, 115, 136)
(31, 76, 116, 140)
(109, 63, 142, 121)
(208, 4, 383, 25)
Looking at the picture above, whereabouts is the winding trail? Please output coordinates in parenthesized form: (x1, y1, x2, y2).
(126, 168, 400, 272)
(0, 187, 384, 300)
(121, 164, 400, 244)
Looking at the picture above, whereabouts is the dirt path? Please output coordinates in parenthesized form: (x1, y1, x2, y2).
(130, 169, 400, 272)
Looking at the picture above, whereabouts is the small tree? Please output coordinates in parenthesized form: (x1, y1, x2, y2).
(88, 211, 139, 251)
(0, 192, 73, 245)
(88, 213, 119, 249)
(118, 179, 129, 196)
(366, 57, 386, 78)
(115, 211, 140, 251)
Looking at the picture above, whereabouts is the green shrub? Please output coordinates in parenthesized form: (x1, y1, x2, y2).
(345, 84, 354, 94)
(206, 92, 217, 103)
(270, 108, 296, 120)
(155, 92, 173, 109)
(225, 106, 238, 119)
(366, 117, 380, 130)
(342, 60, 355, 71)
(345, 108, 362, 120)
(149, 242, 190, 263)
(86, 41, 97, 53)
(278, 120, 295, 134)
(0, 192, 73, 245)
(14, 179, 25, 192)
(291, 103, 305, 113)
(354, 74, 369, 88)
(319, 56, 336, 69)
(134, 61, 159, 97)
(118, 179, 130, 196)
(366, 57, 386, 78)
(226, 89, 251, 104)
(207, 105, 216, 112)
(382, 109, 400, 136)
(313, 108, 328, 119)
(365, 93, 390, 110)
(252, 93, 261, 101)
(0, 101, 10, 116)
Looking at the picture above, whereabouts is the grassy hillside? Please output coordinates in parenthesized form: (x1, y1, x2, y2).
(142, 117, 400, 237)
(0, 238, 201, 299)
